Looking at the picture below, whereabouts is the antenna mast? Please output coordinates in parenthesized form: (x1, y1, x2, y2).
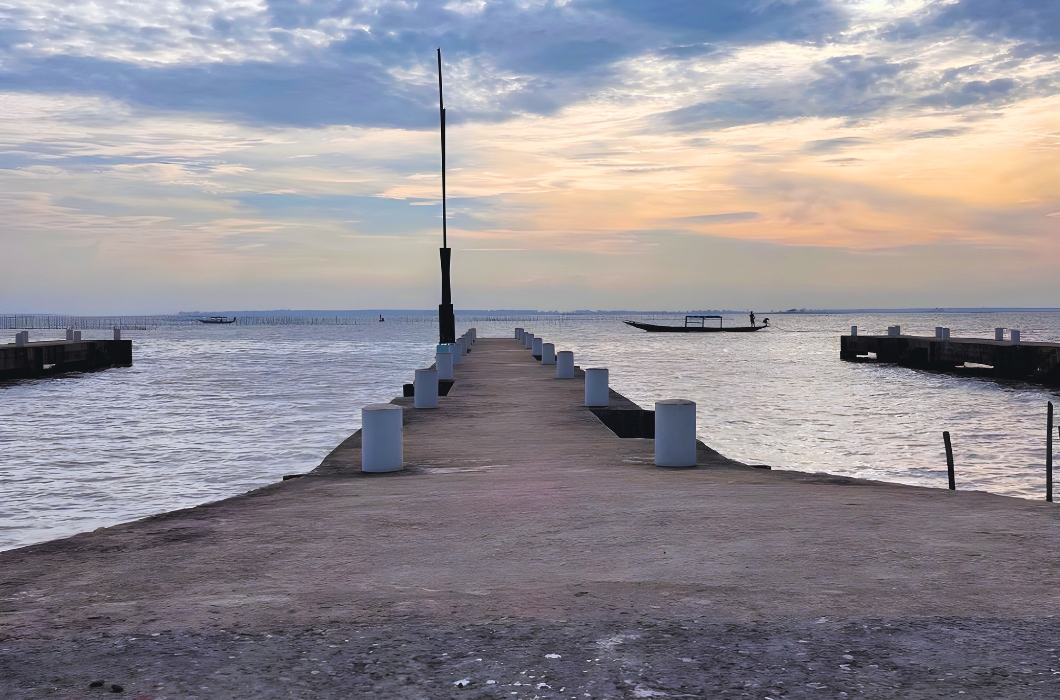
(437, 48, 455, 344)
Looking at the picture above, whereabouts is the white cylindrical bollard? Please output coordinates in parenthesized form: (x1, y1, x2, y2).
(532, 337, 543, 358)
(459, 337, 468, 356)
(557, 351, 574, 379)
(414, 368, 439, 409)
(850, 326, 857, 337)
(995, 327, 1005, 341)
(15, 332, 25, 347)
(584, 368, 609, 407)
(66, 328, 74, 341)
(74, 331, 82, 341)
(541, 343, 556, 365)
(515, 327, 524, 340)
(935, 326, 944, 338)
(655, 399, 697, 467)
(470, 328, 476, 343)
(451, 342, 462, 365)
(1012, 329, 1021, 344)
(113, 327, 121, 341)
(942, 327, 950, 340)
(436, 344, 453, 380)
(361, 404, 403, 473)
(524, 332, 534, 349)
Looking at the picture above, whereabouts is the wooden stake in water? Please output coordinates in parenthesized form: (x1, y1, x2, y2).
(1048, 401, 1054, 503)
(943, 431, 955, 490)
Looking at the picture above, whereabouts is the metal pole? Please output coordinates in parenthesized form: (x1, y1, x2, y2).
(438, 49, 447, 250)
(943, 431, 955, 490)
(1048, 401, 1054, 502)
(436, 48, 455, 344)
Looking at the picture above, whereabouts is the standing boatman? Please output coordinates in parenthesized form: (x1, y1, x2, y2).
(749, 311, 755, 327)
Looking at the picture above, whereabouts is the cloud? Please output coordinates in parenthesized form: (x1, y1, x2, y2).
(673, 212, 760, 224)
(920, 77, 1018, 109)
(802, 137, 872, 154)
(906, 127, 970, 139)
(661, 54, 915, 130)
(0, 55, 436, 128)
(598, 0, 848, 42)
(928, 0, 1060, 44)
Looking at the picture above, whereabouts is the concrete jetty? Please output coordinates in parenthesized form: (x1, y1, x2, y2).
(842, 332, 1060, 383)
(0, 338, 132, 380)
(4, 338, 1060, 697)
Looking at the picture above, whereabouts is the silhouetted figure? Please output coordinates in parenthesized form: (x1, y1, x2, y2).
(379, 314, 385, 322)
(749, 311, 755, 327)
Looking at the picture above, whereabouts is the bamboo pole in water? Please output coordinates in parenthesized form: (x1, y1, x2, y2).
(943, 431, 955, 490)
(1048, 401, 1054, 503)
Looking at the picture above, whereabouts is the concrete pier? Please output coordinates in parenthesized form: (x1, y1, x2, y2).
(4, 338, 1060, 697)
(0, 337, 132, 380)
(841, 331, 1060, 384)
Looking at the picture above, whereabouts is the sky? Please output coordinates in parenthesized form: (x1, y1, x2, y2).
(1, 0, 1058, 313)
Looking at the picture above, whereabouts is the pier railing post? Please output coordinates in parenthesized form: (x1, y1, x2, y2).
(361, 404, 403, 473)
(532, 337, 543, 360)
(655, 399, 697, 467)
(414, 368, 439, 409)
(66, 328, 74, 341)
(113, 327, 121, 341)
(515, 327, 524, 341)
(584, 368, 609, 407)
(524, 332, 534, 350)
(995, 328, 1004, 341)
(556, 351, 574, 379)
(451, 342, 462, 365)
(944, 431, 955, 490)
(436, 344, 454, 380)
(851, 325, 857, 337)
(1049, 401, 1054, 503)
(541, 342, 556, 365)
(1011, 329, 1021, 344)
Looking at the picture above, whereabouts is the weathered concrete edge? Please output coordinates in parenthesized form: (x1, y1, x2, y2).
(5, 370, 1056, 559)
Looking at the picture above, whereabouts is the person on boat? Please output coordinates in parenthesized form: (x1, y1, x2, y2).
(379, 314, 385, 322)
(749, 311, 755, 327)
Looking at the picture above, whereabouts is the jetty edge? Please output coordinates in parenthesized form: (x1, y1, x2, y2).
(4, 338, 1060, 698)
(0, 336, 131, 380)
(842, 328, 1060, 384)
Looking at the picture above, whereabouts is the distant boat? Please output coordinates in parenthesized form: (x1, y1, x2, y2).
(379, 314, 385, 322)
(198, 316, 236, 325)
(624, 315, 768, 333)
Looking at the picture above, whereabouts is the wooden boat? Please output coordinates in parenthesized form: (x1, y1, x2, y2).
(198, 316, 236, 325)
(624, 315, 768, 333)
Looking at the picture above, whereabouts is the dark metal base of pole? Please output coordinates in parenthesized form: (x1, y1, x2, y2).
(439, 303, 455, 345)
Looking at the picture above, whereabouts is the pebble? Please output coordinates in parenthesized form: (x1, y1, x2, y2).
(89, 680, 104, 688)
(110, 684, 123, 693)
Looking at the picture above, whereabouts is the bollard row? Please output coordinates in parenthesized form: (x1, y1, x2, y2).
(517, 326, 697, 470)
(368, 328, 476, 474)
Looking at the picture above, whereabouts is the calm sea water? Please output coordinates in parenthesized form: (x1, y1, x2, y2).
(2, 312, 1058, 551)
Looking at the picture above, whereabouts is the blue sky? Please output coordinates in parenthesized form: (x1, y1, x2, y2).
(1, 0, 1058, 312)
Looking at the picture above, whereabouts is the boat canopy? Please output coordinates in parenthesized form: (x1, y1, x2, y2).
(685, 315, 723, 328)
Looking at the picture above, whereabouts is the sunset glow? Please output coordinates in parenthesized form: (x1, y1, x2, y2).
(2, 0, 1058, 311)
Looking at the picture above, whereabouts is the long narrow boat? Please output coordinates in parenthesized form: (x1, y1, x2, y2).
(624, 315, 767, 333)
